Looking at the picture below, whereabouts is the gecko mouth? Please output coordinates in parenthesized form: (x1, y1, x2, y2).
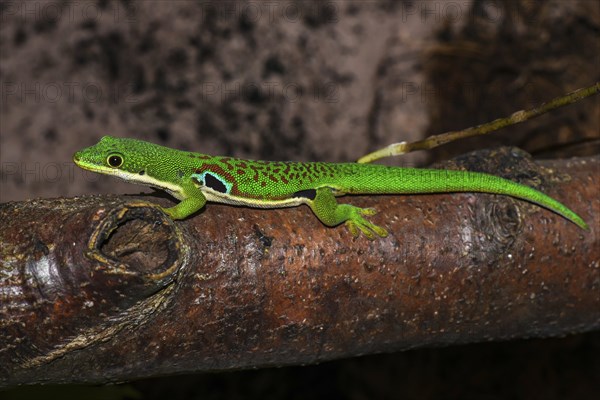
(72, 157, 96, 172)
(72, 156, 118, 177)
(72, 152, 96, 170)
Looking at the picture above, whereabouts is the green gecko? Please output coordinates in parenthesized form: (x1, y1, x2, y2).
(73, 136, 588, 239)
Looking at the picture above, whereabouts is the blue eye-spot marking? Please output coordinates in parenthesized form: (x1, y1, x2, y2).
(192, 171, 232, 194)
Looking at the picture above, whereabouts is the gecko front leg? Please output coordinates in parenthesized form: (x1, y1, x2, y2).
(160, 184, 207, 220)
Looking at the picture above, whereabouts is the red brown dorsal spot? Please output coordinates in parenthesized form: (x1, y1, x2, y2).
(250, 165, 260, 182)
(219, 157, 234, 170)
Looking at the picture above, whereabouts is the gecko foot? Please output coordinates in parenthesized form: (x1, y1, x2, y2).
(344, 207, 389, 239)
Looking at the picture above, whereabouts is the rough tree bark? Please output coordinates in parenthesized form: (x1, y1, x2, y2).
(1, 148, 598, 386)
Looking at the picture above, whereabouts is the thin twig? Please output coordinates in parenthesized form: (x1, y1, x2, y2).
(358, 82, 600, 163)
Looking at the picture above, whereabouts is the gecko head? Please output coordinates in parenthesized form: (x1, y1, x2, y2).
(73, 136, 156, 179)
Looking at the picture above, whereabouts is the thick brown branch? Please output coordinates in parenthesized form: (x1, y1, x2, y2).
(1, 148, 598, 386)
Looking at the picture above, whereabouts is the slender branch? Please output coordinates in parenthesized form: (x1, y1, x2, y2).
(358, 82, 600, 163)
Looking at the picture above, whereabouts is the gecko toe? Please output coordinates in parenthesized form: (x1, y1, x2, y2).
(360, 208, 378, 216)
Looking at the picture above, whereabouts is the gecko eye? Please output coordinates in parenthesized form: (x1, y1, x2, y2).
(107, 154, 123, 168)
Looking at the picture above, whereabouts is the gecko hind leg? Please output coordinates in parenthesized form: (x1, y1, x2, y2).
(308, 187, 389, 239)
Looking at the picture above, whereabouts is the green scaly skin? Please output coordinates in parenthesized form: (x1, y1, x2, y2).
(73, 136, 589, 239)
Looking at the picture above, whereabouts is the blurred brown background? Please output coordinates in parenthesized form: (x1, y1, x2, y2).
(1, 0, 599, 398)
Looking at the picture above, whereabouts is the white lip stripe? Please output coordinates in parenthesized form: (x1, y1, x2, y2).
(77, 163, 184, 199)
(113, 170, 185, 199)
